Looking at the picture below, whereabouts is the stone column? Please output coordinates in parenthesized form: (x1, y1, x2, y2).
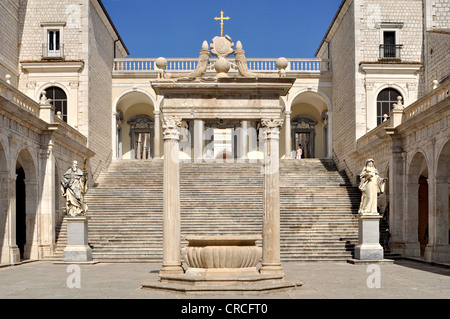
(284, 111, 291, 158)
(248, 121, 257, 153)
(0, 172, 16, 264)
(240, 120, 248, 160)
(424, 176, 450, 262)
(153, 111, 161, 159)
(386, 133, 407, 255)
(193, 119, 204, 162)
(160, 117, 184, 275)
(39, 139, 56, 258)
(259, 118, 284, 276)
(24, 178, 39, 260)
(6, 174, 20, 264)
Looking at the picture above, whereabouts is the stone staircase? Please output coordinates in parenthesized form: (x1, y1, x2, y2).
(50, 158, 360, 262)
(279, 159, 360, 261)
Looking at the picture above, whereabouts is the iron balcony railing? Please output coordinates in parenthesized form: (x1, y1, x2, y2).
(42, 44, 64, 59)
(379, 44, 402, 59)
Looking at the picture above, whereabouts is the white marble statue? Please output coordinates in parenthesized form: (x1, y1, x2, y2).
(358, 159, 387, 215)
(61, 160, 88, 217)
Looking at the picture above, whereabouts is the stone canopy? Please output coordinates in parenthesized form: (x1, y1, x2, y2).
(152, 77, 295, 120)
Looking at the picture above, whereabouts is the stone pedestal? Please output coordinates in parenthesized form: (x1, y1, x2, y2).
(63, 217, 92, 262)
(354, 214, 384, 260)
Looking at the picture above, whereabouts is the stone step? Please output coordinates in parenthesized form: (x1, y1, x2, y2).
(53, 159, 361, 262)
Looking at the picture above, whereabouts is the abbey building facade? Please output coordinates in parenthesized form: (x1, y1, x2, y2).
(0, 0, 448, 264)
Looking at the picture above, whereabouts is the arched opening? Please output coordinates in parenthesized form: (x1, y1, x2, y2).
(291, 114, 317, 158)
(15, 148, 38, 261)
(376, 88, 403, 126)
(288, 91, 330, 159)
(40, 86, 68, 122)
(115, 91, 156, 159)
(418, 175, 429, 256)
(406, 151, 428, 257)
(15, 166, 26, 260)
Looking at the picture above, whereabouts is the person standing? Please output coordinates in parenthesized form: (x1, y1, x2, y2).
(295, 144, 303, 159)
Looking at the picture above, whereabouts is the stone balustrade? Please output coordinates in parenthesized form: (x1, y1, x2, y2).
(0, 79, 40, 115)
(113, 58, 331, 73)
(403, 78, 450, 121)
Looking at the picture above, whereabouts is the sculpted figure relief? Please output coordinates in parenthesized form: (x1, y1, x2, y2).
(358, 159, 387, 215)
(61, 160, 88, 217)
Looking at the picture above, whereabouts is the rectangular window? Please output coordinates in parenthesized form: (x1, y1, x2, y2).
(383, 31, 396, 58)
(48, 30, 60, 53)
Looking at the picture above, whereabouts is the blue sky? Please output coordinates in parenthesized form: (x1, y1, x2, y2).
(102, 0, 342, 58)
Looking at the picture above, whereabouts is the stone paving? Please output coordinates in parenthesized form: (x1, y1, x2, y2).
(0, 259, 449, 299)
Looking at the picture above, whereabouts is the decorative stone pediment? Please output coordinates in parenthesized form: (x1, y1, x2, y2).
(127, 114, 154, 130)
(291, 115, 317, 129)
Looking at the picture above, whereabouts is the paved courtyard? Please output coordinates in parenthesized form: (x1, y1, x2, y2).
(0, 259, 449, 299)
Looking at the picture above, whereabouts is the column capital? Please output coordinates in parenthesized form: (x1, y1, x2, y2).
(261, 118, 283, 140)
(261, 118, 284, 128)
(162, 117, 182, 140)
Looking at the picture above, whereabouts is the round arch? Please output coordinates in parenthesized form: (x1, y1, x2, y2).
(286, 89, 332, 159)
(373, 83, 407, 102)
(36, 82, 70, 101)
(14, 146, 39, 260)
(431, 139, 450, 260)
(114, 89, 157, 160)
(114, 88, 157, 113)
(288, 88, 332, 113)
(406, 150, 429, 257)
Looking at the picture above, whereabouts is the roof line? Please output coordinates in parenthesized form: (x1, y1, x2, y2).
(314, 0, 347, 57)
(97, 0, 130, 56)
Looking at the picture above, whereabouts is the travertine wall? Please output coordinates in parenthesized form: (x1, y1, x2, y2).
(14, 0, 119, 181)
(328, 3, 357, 175)
(86, 0, 115, 179)
(17, 0, 85, 61)
(428, 0, 450, 29)
(423, 31, 450, 94)
(357, 0, 423, 62)
(0, 0, 20, 87)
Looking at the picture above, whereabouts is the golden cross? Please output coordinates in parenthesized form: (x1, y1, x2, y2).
(214, 10, 230, 37)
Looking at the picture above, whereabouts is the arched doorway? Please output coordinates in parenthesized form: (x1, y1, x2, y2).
(288, 90, 330, 159)
(291, 115, 317, 158)
(418, 175, 429, 256)
(15, 148, 38, 261)
(127, 114, 154, 159)
(15, 166, 26, 260)
(406, 151, 428, 257)
(115, 91, 156, 160)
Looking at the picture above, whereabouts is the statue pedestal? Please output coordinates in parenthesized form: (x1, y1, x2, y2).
(354, 214, 384, 260)
(63, 217, 93, 262)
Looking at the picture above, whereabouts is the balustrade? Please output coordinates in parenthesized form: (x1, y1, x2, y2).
(113, 57, 331, 73)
